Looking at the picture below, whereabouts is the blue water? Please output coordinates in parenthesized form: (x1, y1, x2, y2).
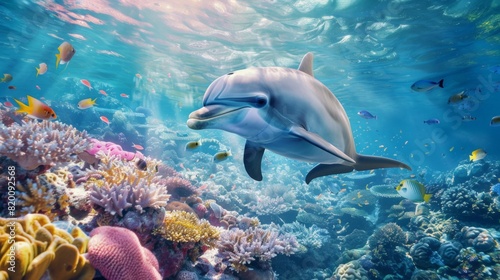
(2, 0, 500, 174)
(1, 0, 500, 279)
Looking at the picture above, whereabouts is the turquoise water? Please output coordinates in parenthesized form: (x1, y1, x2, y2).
(2, 0, 500, 173)
(1, 1, 500, 279)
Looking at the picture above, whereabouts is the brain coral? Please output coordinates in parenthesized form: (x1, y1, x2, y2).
(331, 260, 368, 280)
(0, 214, 95, 280)
(88, 226, 161, 280)
(0, 120, 90, 170)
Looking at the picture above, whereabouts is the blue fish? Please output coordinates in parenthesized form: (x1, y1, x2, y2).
(423, 119, 440, 125)
(411, 79, 444, 92)
(357, 110, 377, 119)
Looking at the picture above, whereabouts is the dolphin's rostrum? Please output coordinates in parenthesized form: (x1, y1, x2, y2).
(187, 52, 411, 183)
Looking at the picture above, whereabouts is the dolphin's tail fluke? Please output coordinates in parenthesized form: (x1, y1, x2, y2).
(305, 154, 411, 184)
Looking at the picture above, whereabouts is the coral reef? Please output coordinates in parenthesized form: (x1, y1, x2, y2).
(154, 210, 220, 247)
(88, 226, 161, 280)
(216, 226, 300, 272)
(0, 214, 94, 280)
(0, 120, 90, 170)
(15, 172, 70, 219)
(87, 154, 170, 216)
(329, 260, 368, 280)
(279, 221, 330, 249)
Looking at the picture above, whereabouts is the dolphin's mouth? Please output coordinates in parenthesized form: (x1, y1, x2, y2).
(187, 104, 247, 129)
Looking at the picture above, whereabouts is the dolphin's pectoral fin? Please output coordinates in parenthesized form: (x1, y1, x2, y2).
(289, 125, 355, 164)
(244, 141, 265, 181)
(306, 164, 354, 184)
(354, 154, 412, 171)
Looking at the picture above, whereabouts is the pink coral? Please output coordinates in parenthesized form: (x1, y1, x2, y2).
(88, 226, 162, 280)
(79, 138, 143, 164)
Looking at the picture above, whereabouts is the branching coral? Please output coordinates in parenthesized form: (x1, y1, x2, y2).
(216, 226, 300, 272)
(0, 120, 90, 170)
(87, 154, 170, 216)
(15, 173, 70, 219)
(0, 214, 95, 280)
(249, 196, 292, 216)
(279, 221, 330, 249)
(154, 210, 220, 247)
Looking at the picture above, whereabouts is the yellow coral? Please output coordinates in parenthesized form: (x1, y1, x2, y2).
(16, 179, 57, 217)
(155, 210, 220, 247)
(0, 214, 94, 280)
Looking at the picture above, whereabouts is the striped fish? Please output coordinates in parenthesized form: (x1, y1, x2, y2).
(395, 179, 431, 203)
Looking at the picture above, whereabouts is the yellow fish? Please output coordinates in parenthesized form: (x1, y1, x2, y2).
(185, 140, 202, 150)
(1, 73, 13, 83)
(213, 150, 232, 162)
(395, 179, 431, 203)
(77, 98, 97, 109)
(14, 95, 56, 120)
(469, 148, 487, 162)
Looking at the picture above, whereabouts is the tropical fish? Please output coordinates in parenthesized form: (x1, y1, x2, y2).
(13, 95, 56, 120)
(490, 116, 500, 127)
(132, 143, 144, 150)
(469, 148, 486, 162)
(423, 119, 440, 125)
(77, 98, 97, 109)
(213, 150, 232, 162)
(55, 41, 75, 69)
(449, 146, 455, 152)
(395, 179, 431, 203)
(100, 116, 110, 125)
(357, 110, 377, 119)
(36, 63, 48, 77)
(99, 90, 107, 96)
(8, 86, 16, 90)
(411, 79, 444, 92)
(209, 201, 223, 219)
(120, 93, 129, 98)
(461, 115, 477, 122)
(447, 91, 468, 104)
(81, 79, 92, 90)
(187, 52, 411, 184)
(1, 74, 12, 83)
(135, 158, 147, 171)
(3, 101, 13, 107)
(36, 85, 41, 90)
(185, 140, 202, 150)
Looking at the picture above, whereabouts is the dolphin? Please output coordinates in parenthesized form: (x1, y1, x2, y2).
(187, 52, 411, 183)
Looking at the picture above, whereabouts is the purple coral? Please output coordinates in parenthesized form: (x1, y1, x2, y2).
(216, 227, 300, 272)
(0, 120, 90, 170)
(89, 178, 170, 216)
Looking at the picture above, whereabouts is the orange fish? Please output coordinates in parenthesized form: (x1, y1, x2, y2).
(36, 63, 47, 77)
(100, 116, 110, 125)
(99, 90, 107, 96)
(81, 79, 92, 90)
(135, 73, 142, 79)
(13, 95, 56, 120)
(120, 93, 129, 98)
(55, 41, 75, 69)
(132, 143, 144, 150)
(4, 101, 13, 107)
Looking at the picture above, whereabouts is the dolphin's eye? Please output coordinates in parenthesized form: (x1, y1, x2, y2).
(254, 96, 267, 108)
(227, 72, 234, 75)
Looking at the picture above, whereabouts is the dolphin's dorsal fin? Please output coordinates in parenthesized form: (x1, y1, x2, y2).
(298, 52, 314, 77)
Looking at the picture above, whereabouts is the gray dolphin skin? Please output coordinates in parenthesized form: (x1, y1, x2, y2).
(187, 53, 411, 183)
